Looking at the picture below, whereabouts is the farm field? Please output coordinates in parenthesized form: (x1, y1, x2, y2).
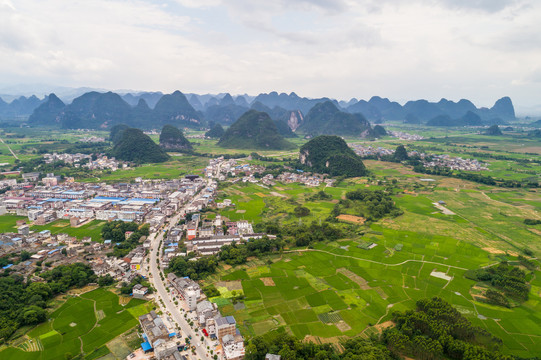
(30, 219, 106, 243)
(206, 156, 541, 357)
(208, 234, 541, 357)
(77, 155, 209, 183)
(0, 215, 106, 243)
(0, 214, 27, 233)
(0, 288, 151, 360)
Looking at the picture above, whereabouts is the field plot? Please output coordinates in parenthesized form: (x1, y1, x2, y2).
(0, 214, 27, 233)
(212, 241, 541, 356)
(0, 288, 147, 360)
(30, 219, 106, 242)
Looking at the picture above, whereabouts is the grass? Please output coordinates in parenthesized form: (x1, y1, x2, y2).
(0, 214, 27, 233)
(30, 219, 106, 242)
(0, 288, 147, 360)
(205, 150, 541, 356)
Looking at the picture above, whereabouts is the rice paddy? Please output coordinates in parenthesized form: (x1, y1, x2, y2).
(0, 288, 152, 360)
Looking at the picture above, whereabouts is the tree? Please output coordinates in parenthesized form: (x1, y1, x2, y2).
(394, 145, 408, 161)
(20, 250, 31, 261)
(21, 306, 47, 325)
(293, 206, 311, 217)
(98, 274, 115, 287)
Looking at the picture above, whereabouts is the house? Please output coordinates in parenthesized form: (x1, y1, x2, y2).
(18, 224, 30, 236)
(265, 355, 281, 360)
(139, 311, 170, 347)
(186, 221, 197, 240)
(132, 284, 148, 299)
(167, 273, 201, 311)
(215, 316, 237, 341)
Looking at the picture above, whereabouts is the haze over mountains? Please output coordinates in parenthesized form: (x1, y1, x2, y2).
(0, 88, 524, 132)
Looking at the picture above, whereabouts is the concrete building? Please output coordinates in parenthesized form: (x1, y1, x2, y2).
(215, 316, 237, 341)
(139, 311, 170, 347)
(167, 273, 201, 311)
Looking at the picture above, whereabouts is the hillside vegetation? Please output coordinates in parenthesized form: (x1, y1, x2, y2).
(298, 135, 368, 177)
(112, 127, 170, 163)
(218, 110, 295, 150)
(159, 124, 192, 151)
(299, 101, 373, 137)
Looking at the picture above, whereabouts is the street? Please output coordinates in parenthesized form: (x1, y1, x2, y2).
(146, 179, 214, 360)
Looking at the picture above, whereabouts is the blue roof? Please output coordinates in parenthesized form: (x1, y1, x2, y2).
(2, 264, 13, 270)
(124, 198, 159, 204)
(91, 196, 126, 202)
(12, 237, 22, 241)
(39, 230, 50, 234)
(141, 341, 152, 351)
(164, 249, 175, 253)
(48, 249, 59, 255)
(169, 332, 176, 337)
(104, 240, 112, 244)
(168, 243, 178, 247)
(62, 190, 85, 195)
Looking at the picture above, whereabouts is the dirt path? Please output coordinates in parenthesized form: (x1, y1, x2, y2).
(0, 137, 18, 160)
(283, 249, 469, 271)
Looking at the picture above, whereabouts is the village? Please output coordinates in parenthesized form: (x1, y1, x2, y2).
(0, 156, 294, 360)
(349, 144, 489, 171)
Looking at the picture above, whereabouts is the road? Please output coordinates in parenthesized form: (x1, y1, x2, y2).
(146, 179, 212, 360)
(0, 137, 19, 160)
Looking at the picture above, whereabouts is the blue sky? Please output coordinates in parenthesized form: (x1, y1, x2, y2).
(1, 0, 540, 110)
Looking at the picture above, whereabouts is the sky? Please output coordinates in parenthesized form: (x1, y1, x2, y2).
(1, 0, 540, 111)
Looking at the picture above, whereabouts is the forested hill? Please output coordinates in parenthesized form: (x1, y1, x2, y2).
(112, 127, 170, 163)
(217, 110, 295, 150)
(159, 124, 193, 151)
(298, 101, 373, 137)
(298, 135, 368, 177)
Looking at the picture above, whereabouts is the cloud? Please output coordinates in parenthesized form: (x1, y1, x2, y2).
(437, 0, 520, 13)
(0, 0, 540, 108)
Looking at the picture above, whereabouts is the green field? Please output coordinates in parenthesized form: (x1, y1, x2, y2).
(206, 150, 541, 356)
(0, 216, 106, 242)
(0, 214, 27, 233)
(30, 219, 106, 242)
(0, 288, 151, 360)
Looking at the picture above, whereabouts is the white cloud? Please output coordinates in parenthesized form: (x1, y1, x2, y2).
(0, 0, 540, 108)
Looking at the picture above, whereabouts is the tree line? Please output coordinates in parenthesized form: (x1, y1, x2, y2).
(244, 297, 518, 360)
(0, 263, 96, 342)
(101, 221, 150, 258)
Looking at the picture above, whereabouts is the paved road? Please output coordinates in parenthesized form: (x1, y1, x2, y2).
(147, 180, 212, 360)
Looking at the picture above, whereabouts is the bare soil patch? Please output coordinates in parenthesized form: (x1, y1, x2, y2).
(336, 214, 366, 225)
(482, 247, 506, 254)
(375, 287, 388, 300)
(512, 146, 541, 154)
(336, 321, 352, 332)
(67, 285, 98, 295)
(270, 191, 286, 198)
(373, 321, 394, 333)
(235, 210, 246, 214)
(261, 277, 276, 286)
(432, 202, 455, 215)
(225, 280, 243, 291)
(337, 268, 370, 290)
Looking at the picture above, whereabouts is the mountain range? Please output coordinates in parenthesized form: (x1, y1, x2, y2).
(2, 89, 518, 132)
